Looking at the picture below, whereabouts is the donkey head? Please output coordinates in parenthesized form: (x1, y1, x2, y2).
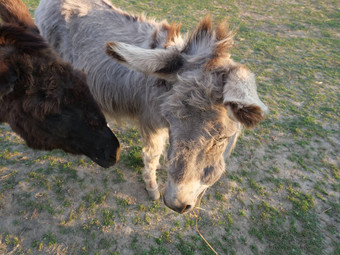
(0, 25, 120, 168)
(106, 16, 267, 213)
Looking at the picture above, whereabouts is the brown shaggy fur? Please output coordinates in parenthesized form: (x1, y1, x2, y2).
(0, 0, 120, 168)
(0, 24, 49, 52)
(205, 21, 235, 70)
(164, 22, 181, 48)
(227, 103, 265, 129)
(0, 0, 37, 32)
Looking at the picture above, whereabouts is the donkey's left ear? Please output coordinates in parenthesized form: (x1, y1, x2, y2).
(106, 41, 185, 81)
(223, 66, 268, 128)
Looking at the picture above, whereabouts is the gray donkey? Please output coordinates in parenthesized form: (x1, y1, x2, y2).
(35, 0, 268, 214)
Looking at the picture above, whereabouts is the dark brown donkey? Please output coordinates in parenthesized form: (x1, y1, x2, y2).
(0, 0, 120, 168)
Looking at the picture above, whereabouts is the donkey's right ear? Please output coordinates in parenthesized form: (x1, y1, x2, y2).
(0, 61, 17, 99)
(106, 41, 185, 81)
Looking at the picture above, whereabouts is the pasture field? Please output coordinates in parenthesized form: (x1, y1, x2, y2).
(1, 0, 339, 254)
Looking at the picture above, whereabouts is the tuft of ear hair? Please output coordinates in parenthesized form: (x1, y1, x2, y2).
(205, 20, 236, 70)
(182, 15, 213, 54)
(105, 42, 126, 63)
(164, 22, 182, 48)
(196, 14, 213, 34)
(227, 103, 265, 129)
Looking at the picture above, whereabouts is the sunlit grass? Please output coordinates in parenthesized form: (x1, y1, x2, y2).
(0, 0, 339, 254)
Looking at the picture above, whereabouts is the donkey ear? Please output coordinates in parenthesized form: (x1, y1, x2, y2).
(106, 41, 185, 81)
(223, 66, 268, 128)
(0, 61, 17, 99)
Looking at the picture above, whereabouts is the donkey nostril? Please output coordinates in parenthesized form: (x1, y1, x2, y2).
(182, 204, 192, 213)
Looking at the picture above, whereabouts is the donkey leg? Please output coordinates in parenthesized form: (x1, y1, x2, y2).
(141, 129, 168, 200)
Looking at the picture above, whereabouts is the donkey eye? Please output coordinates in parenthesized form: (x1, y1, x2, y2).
(202, 165, 215, 183)
(217, 136, 228, 142)
(203, 166, 214, 177)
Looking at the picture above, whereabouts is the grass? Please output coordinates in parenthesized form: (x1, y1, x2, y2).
(0, 0, 339, 254)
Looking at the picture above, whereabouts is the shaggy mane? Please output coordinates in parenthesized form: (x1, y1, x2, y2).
(205, 21, 235, 70)
(182, 15, 214, 55)
(180, 15, 235, 70)
(164, 22, 182, 48)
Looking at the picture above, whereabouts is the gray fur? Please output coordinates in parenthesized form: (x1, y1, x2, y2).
(35, 0, 267, 213)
